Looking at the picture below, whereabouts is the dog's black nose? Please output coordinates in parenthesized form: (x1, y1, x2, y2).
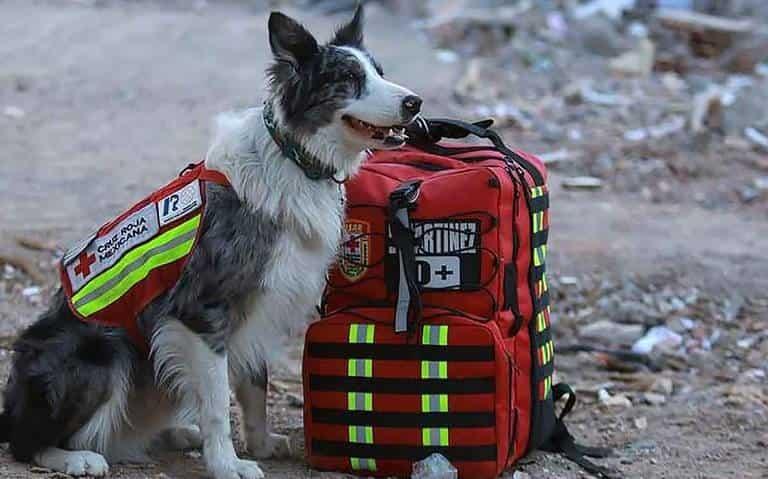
(402, 95, 423, 117)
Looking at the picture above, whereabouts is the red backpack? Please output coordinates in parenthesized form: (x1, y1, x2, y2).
(303, 119, 615, 478)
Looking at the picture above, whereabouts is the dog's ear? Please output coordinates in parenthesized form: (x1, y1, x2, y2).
(268, 12, 319, 68)
(330, 4, 364, 47)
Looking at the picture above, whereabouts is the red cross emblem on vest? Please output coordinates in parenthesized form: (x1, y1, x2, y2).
(74, 252, 96, 278)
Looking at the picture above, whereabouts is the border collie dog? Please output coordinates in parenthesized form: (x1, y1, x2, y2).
(0, 7, 420, 478)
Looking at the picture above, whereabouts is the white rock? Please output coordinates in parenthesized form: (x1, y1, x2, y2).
(632, 326, 683, 354)
(572, 0, 634, 20)
(634, 417, 648, 430)
(435, 50, 459, 64)
(22, 286, 41, 297)
(745, 127, 768, 151)
(3, 105, 25, 118)
(598, 389, 632, 408)
(539, 149, 579, 165)
(610, 39, 656, 77)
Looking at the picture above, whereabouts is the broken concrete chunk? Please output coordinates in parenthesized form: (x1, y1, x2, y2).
(690, 86, 724, 134)
(610, 39, 656, 77)
(745, 127, 768, 152)
(598, 388, 633, 408)
(656, 8, 756, 58)
(579, 320, 644, 345)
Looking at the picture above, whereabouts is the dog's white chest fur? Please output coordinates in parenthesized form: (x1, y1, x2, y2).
(205, 107, 348, 373)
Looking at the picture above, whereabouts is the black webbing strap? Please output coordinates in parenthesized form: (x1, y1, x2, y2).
(388, 180, 422, 334)
(541, 383, 621, 479)
(405, 117, 544, 185)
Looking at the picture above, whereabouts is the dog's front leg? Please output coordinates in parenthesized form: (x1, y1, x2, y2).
(235, 366, 291, 459)
(154, 320, 263, 479)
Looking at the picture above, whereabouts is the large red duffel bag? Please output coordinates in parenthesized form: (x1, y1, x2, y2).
(303, 118, 615, 479)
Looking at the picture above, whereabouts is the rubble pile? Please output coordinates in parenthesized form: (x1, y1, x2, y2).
(418, 0, 768, 206)
(548, 271, 768, 409)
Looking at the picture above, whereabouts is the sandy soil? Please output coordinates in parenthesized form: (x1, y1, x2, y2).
(1, 1, 767, 478)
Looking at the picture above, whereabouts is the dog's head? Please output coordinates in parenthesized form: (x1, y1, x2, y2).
(266, 6, 422, 155)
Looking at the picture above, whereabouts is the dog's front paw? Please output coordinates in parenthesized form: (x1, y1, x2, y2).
(211, 458, 265, 479)
(247, 432, 291, 459)
(61, 451, 110, 477)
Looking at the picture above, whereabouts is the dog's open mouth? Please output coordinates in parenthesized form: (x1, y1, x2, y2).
(343, 115, 408, 147)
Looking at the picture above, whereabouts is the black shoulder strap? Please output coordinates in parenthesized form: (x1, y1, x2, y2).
(541, 383, 621, 479)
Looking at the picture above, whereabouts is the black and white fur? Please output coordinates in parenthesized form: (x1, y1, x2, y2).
(0, 7, 421, 478)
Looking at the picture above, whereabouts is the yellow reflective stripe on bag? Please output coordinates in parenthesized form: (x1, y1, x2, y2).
(421, 325, 450, 447)
(347, 324, 376, 471)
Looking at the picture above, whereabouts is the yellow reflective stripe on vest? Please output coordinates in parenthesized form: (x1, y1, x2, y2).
(73, 215, 201, 317)
(347, 324, 375, 471)
(421, 325, 450, 447)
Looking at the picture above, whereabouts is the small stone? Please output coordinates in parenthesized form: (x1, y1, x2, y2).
(632, 326, 683, 355)
(435, 50, 459, 64)
(580, 320, 644, 345)
(651, 377, 674, 396)
(286, 392, 304, 408)
(642, 392, 667, 406)
(610, 39, 656, 77)
(660, 72, 687, 93)
(634, 417, 648, 430)
(512, 471, 531, 479)
(745, 127, 768, 152)
(21, 286, 41, 298)
(598, 389, 632, 408)
(740, 186, 760, 203)
(539, 149, 578, 165)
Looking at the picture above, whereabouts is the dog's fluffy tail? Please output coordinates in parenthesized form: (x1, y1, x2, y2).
(0, 410, 11, 443)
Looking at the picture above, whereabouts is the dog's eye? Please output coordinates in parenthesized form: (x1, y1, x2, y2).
(344, 72, 356, 81)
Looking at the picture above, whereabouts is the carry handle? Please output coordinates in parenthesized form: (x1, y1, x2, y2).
(406, 117, 545, 185)
(406, 117, 495, 144)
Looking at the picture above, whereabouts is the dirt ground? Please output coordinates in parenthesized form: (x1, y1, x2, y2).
(1, 1, 767, 478)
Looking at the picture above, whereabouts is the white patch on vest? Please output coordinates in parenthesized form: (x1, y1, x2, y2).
(157, 180, 202, 226)
(64, 203, 159, 293)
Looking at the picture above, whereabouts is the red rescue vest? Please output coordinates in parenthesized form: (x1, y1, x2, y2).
(60, 163, 230, 352)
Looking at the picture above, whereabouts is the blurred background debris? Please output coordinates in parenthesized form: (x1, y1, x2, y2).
(0, 0, 766, 478)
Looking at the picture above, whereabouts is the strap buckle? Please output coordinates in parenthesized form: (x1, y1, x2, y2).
(389, 180, 421, 208)
(388, 180, 423, 335)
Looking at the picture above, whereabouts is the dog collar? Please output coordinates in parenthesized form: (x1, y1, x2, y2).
(263, 103, 339, 181)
